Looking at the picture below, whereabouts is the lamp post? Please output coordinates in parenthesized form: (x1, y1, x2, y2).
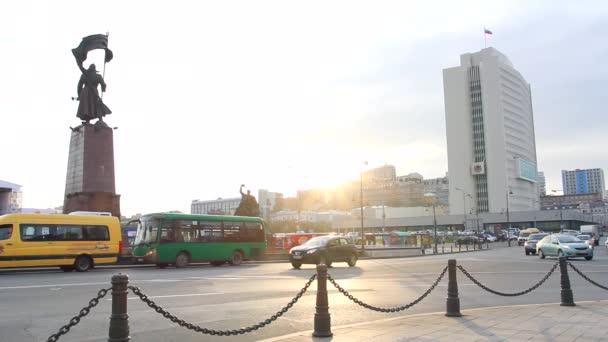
(424, 192, 438, 253)
(506, 189, 513, 247)
(551, 190, 564, 232)
(455, 187, 469, 230)
(360, 161, 368, 251)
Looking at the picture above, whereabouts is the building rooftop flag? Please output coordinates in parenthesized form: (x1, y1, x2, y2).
(484, 28, 493, 35)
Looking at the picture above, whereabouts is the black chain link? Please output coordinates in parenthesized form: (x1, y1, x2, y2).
(457, 261, 558, 296)
(327, 266, 447, 312)
(568, 262, 608, 291)
(128, 273, 316, 336)
(46, 288, 110, 342)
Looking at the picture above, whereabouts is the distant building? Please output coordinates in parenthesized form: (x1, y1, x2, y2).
(191, 197, 241, 215)
(541, 193, 603, 208)
(537, 172, 546, 196)
(0, 180, 22, 215)
(363, 165, 396, 182)
(270, 210, 351, 225)
(258, 190, 283, 220)
(423, 175, 449, 207)
(443, 47, 538, 213)
(562, 168, 605, 195)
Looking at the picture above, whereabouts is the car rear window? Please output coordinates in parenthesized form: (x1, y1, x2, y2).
(0, 224, 12, 240)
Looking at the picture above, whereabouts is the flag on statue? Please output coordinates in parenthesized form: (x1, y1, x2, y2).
(484, 28, 493, 35)
(72, 34, 113, 65)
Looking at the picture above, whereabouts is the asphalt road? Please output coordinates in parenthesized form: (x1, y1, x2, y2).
(1, 244, 607, 342)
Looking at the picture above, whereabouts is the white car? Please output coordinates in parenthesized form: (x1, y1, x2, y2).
(485, 234, 497, 242)
(605, 238, 608, 248)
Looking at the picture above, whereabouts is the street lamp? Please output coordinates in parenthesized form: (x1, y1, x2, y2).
(455, 187, 469, 230)
(551, 190, 564, 232)
(360, 161, 368, 251)
(506, 189, 513, 247)
(424, 192, 438, 253)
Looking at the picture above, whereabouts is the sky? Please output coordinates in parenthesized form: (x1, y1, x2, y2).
(2, 1, 607, 216)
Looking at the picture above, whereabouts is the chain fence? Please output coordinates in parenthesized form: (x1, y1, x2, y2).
(46, 288, 111, 342)
(568, 262, 608, 291)
(326, 266, 448, 312)
(127, 273, 316, 336)
(457, 262, 558, 296)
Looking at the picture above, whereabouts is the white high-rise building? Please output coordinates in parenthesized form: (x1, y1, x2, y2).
(443, 48, 539, 214)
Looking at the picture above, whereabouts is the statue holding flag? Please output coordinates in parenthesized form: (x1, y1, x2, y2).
(72, 34, 113, 123)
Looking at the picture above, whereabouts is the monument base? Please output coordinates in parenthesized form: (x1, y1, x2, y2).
(63, 121, 121, 217)
(64, 192, 121, 217)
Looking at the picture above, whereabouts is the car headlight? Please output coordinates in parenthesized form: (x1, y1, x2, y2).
(306, 249, 317, 254)
(562, 245, 571, 249)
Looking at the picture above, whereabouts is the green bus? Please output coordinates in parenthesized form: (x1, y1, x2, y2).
(131, 213, 268, 268)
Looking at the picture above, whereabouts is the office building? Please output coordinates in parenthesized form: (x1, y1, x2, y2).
(443, 47, 538, 214)
(258, 190, 283, 220)
(191, 197, 241, 215)
(0, 180, 22, 215)
(537, 172, 546, 196)
(562, 168, 605, 195)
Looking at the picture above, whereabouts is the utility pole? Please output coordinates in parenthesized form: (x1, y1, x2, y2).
(506, 190, 512, 247)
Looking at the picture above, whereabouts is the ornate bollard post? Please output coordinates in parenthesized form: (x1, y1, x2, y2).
(313, 264, 333, 337)
(451, 245, 453, 253)
(559, 257, 575, 306)
(108, 273, 130, 342)
(486, 240, 489, 249)
(446, 259, 462, 317)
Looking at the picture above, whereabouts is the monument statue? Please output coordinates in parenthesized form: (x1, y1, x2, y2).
(235, 184, 260, 217)
(63, 34, 120, 218)
(72, 34, 113, 123)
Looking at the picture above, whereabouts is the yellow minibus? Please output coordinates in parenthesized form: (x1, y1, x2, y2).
(0, 213, 122, 272)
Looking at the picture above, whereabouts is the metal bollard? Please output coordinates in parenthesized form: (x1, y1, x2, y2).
(442, 246, 445, 253)
(451, 245, 453, 253)
(458, 244, 461, 252)
(313, 264, 333, 337)
(559, 257, 575, 306)
(108, 273, 130, 342)
(486, 240, 489, 249)
(446, 259, 462, 317)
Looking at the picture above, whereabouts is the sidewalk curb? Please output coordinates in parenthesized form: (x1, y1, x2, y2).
(258, 299, 608, 342)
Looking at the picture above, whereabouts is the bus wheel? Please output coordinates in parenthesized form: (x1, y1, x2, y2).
(74, 256, 92, 272)
(229, 251, 243, 266)
(60, 266, 73, 272)
(175, 252, 190, 268)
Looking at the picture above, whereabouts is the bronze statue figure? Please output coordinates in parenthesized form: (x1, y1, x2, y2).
(235, 184, 261, 217)
(72, 34, 113, 123)
(76, 64, 111, 122)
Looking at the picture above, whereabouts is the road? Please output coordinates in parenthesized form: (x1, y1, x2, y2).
(1, 244, 607, 342)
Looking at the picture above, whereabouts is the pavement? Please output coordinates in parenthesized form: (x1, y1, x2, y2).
(262, 300, 608, 342)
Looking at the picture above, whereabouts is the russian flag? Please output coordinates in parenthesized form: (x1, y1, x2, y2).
(484, 28, 493, 35)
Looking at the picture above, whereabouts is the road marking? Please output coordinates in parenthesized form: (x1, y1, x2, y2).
(124, 292, 223, 300)
(0, 281, 107, 290)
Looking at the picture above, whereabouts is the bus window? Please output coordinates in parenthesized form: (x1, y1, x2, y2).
(197, 221, 222, 242)
(20, 224, 53, 241)
(223, 222, 242, 242)
(0, 224, 12, 240)
(243, 222, 264, 242)
(55, 225, 84, 240)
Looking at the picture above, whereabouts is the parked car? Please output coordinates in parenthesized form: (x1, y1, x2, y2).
(485, 234, 497, 242)
(288, 236, 358, 269)
(524, 233, 548, 255)
(605, 238, 608, 248)
(455, 236, 480, 246)
(536, 234, 593, 260)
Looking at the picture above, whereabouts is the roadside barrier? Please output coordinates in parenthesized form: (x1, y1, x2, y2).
(46, 255, 606, 341)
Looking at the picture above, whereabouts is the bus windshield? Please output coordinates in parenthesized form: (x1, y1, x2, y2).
(133, 217, 160, 246)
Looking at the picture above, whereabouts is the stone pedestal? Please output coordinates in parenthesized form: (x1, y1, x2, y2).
(63, 121, 120, 217)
